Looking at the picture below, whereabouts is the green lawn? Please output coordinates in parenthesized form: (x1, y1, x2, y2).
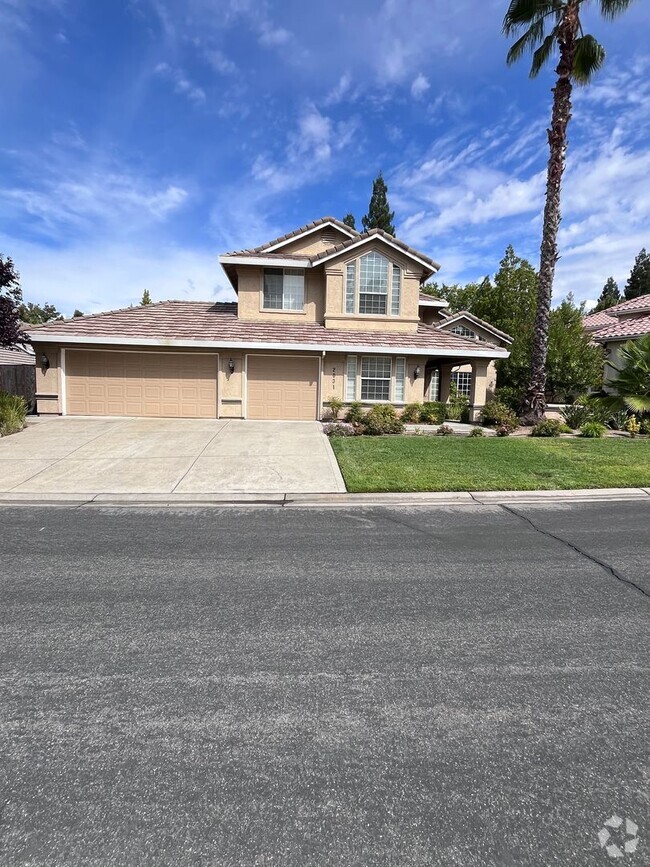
(330, 435, 650, 492)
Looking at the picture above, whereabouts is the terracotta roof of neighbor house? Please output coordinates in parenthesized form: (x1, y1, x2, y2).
(227, 217, 359, 255)
(0, 346, 35, 365)
(26, 301, 507, 356)
(583, 309, 616, 331)
(437, 310, 513, 344)
(608, 296, 650, 316)
(590, 313, 650, 342)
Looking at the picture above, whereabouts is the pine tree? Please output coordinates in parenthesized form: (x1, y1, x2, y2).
(342, 213, 356, 230)
(0, 254, 28, 349)
(624, 248, 650, 300)
(361, 172, 395, 235)
(593, 277, 621, 312)
(72, 309, 84, 318)
(141, 289, 152, 305)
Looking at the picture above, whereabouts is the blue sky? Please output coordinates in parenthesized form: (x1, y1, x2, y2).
(1, 0, 649, 316)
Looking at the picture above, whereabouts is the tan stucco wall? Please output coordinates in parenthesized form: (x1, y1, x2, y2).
(236, 266, 326, 324)
(603, 341, 624, 389)
(33, 343, 61, 414)
(274, 227, 353, 256)
(321, 352, 426, 416)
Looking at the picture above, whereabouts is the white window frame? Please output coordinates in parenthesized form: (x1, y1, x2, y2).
(262, 267, 305, 312)
(450, 324, 476, 339)
(451, 370, 473, 398)
(343, 252, 402, 317)
(345, 355, 406, 404)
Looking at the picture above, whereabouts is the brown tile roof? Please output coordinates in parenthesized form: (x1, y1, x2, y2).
(583, 309, 616, 331)
(591, 313, 650, 341)
(608, 296, 650, 316)
(310, 228, 441, 272)
(26, 301, 506, 355)
(0, 346, 35, 365)
(437, 311, 513, 344)
(227, 217, 359, 255)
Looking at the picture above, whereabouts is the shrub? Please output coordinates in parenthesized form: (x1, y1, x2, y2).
(607, 409, 630, 431)
(445, 382, 469, 421)
(420, 401, 445, 424)
(344, 402, 365, 424)
(481, 401, 518, 432)
(437, 424, 454, 436)
(639, 418, 650, 435)
(625, 416, 640, 438)
(530, 418, 564, 438)
(400, 402, 422, 423)
(495, 424, 511, 437)
(323, 422, 356, 437)
(580, 421, 606, 438)
(363, 404, 405, 436)
(468, 426, 484, 437)
(0, 391, 28, 436)
(328, 396, 343, 420)
(561, 401, 594, 429)
(494, 386, 522, 412)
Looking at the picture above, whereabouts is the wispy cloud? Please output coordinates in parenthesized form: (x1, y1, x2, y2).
(410, 73, 430, 99)
(154, 62, 206, 105)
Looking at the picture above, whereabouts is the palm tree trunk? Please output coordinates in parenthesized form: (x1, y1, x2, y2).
(520, 3, 579, 425)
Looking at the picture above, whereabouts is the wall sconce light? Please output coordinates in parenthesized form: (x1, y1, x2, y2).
(40, 354, 50, 373)
(413, 365, 421, 380)
(228, 358, 235, 374)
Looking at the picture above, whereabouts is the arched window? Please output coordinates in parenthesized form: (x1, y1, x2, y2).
(345, 252, 401, 316)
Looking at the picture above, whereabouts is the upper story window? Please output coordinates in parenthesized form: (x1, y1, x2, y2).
(345, 252, 401, 316)
(263, 268, 305, 311)
(451, 324, 476, 338)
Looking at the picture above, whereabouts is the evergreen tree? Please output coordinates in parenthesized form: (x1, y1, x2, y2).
(421, 281, 482, 314)
(593, 276, 621, 312)
(361, 172, 395, 234)
(141, 289, 152, 305)
(624, 248, 650, 300)
(72, 309, 84, 318)
(18, 302, 63, 324)
(0, 254, 28, 349)
(342, 213, 356, 230)
(546, 294, 604, 400)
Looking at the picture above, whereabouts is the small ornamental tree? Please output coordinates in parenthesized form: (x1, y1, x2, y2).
(593, 276, 621, 312)
(141, 289, 152, 305)
(72, 309, 84, 318)
(0, 254, 28, 349)
(362, 172, 395, 235)
(624, 248, 650, 300)
(342, 213, 356, 230)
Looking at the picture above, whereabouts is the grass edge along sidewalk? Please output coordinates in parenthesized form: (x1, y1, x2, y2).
(329, 436, 650, 494)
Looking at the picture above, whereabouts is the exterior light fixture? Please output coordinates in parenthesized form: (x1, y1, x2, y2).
(228, 358, 235, 374)
(40, 354, 50, 373)
(413, 365, 421, 380)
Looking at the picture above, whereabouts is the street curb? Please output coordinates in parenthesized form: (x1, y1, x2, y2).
(0, 488, 648, 508)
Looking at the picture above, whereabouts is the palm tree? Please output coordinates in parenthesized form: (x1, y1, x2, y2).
(503, 0, 634, 424)
(599, 335, 650, 414)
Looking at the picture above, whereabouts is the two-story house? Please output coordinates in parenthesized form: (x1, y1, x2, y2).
(27, 217, 510, 421)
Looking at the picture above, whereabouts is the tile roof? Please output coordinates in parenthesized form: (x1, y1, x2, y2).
(437, 310, 513, 344)
(26, 301, 505, 355)
(590, 313, 650, 341)
(583, 309, 616, 331)
(310, 227, 441, 271)
(608, 295, 650, 316)
(0, 346, 35, 365)
(227, 217, 359, 255)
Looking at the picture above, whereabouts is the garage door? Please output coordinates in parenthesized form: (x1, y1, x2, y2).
(247, 355, 319, 420)
(65, 350, 217, 418)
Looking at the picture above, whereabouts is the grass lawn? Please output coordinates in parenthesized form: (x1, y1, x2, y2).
(330, 435, 650, 492)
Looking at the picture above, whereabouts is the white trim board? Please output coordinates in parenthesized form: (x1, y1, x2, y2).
(262, 221, 358, 252)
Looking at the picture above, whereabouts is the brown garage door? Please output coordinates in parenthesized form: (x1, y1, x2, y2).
(247, 355, 319, 420)
(65, 350, 217, 418)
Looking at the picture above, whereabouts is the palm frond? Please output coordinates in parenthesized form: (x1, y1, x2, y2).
(599, 0, 635, 21)
(503, 0, 562, 35)
(530, 31, 557, 77)
(506, 18, 546, 65)
(572, 35, 606, 84)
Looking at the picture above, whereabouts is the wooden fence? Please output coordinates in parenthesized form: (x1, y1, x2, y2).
(0, 363, 36, 409)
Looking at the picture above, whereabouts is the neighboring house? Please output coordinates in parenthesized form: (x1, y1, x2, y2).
(0, 345, 36, 407)
(584, 296, 650, 389)
(27, 217, 510, 421)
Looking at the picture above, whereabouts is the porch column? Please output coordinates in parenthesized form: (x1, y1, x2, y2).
(439, 364, 452, 403)
(469, 360, 489, 422)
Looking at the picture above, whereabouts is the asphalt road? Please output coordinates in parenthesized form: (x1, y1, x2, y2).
(1, 502, 648, 866)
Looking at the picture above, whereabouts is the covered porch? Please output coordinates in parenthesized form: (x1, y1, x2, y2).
(424, 358, 497, 422)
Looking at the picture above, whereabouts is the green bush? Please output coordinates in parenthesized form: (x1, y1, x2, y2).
(481, 401, 519, 431)
(328, 396, 343, 420)
(420, 401, 446, 424)
(607, 409, 630, 431)
(445, 383, 469, 421)
(530, 419, 564, 438)
(468, 426, 484, 437)
(580, 421, 606, 439)
(400, 403, 422, 423)
(639, 418, 650, 435)
(345, 402, 365, 424)
(437, 424, 454, 436)
(494, 386, 522, 412)
(561, 401, 593, 429)
(363, 404, 405, 436)
(0, 391, 28, 436)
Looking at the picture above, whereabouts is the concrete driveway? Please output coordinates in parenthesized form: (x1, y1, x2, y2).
(0, 417, 346, 495)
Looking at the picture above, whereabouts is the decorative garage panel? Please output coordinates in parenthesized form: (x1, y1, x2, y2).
(247, 355, 319, 420)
